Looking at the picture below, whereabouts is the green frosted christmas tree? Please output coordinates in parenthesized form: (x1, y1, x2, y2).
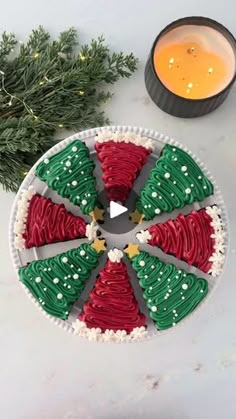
(131, 144, 214, 222)
(124, 244, 208, 330)
(19, 239, 106, 319)
(36, 140, 103, 218)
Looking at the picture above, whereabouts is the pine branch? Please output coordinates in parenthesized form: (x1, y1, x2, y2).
(0, 27, 138, 191)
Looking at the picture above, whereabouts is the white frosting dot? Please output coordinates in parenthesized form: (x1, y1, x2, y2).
(173, 180, 177, 184)
(56, 177, 59, 181)
(44, 158, 49, 164)
(152, 192, 158, 198)
(72, 146, 77, 152)
(155, 208, 161, 214)
(67, 183, 70, 187)
(171, 193, 174, 197)
(151, 306, 157, 312)
(53, 278, 59, 284)
(173, 157, 177, 161)
(35, 277, 41, 283)
(81, 171, 84, 174)
(185, 188, 191, 194)
(184, 173, 188, 176)
(151, 265, 155, 269)
(182, 296, 185, 300)
(81, 199, 87, 205)
(200, 289, 204, 293)
(164, 172, 170, 179)
(57, 293, 63, 300)
(182, 283, 188, 290)
(173, 309, 176, 313)
(144, 275, 148, 279)
(43, 287, 47, 291)
(198, 175, 202, 179)
(62, 257, 68, 263)
(65, 160, 71, 167)
(191, 184, 194, 187)
(181, 165, 187, 172)
(203, 186, 207, 189)
(149, 287, 153, 290)
(172, 148, 176, 151)
(72, 180, 78, 186)
(139, 260, 145, 267)
(172, 322, 176, 326)
(80, 250, 86, 256)
(158, 182, 161, 186)
(68, 285, 71, 289)
(73, 274, 79, 279)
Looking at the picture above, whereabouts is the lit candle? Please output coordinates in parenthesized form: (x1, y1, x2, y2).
(145, 17, 236, 117)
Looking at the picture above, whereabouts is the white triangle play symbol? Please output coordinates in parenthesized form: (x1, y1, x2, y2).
(110, 201, 128, 219)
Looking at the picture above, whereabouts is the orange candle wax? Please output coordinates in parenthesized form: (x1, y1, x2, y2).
(154, 25, 236, 99)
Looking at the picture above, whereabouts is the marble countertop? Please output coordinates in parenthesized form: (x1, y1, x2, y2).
(1, 1, 236, 418)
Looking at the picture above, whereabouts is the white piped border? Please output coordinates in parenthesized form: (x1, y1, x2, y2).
(8, 125, 229, 342)
(206, 205, 226, 277)
(72, 320, 147, 342)
(14, 186, 36, 250)
(96, 131, 155, 151)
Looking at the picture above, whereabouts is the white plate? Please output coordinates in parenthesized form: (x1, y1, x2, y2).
(9, 125, 229, 340)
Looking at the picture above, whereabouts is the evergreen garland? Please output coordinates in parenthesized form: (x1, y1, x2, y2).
(0, 27, 138, 191)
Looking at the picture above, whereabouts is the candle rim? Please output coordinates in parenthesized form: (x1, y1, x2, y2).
(150, 16, 236, 102)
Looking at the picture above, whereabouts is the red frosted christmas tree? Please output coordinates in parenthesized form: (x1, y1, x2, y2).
(95, 131, 154, 203)
(136, 206, 225, 277)
(73, 248, 147, 342)
(14, 186, 98, 250)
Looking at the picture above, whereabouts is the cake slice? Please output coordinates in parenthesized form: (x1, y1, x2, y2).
(95, 131, 154, 203)
(73, 248, 147, 342)
(35, 140, 102, 219)
(19, 239, 106, 320)
(132, 144, 214, 222)
(14, 187, 98, 250)
(136, 206, 225, 277)
(124, 244, 208, 330)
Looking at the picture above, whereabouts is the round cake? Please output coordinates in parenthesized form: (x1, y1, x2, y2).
(9, 126, 228, 343)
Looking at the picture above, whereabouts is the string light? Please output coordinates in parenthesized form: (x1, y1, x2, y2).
(34, 52, 39, 59)
(79, 90, 84, 96)
(79, 53, 86, 61)
(58, 124, 64, 128)
(39, 81, 44, 85)
(208, 67, 213, 74)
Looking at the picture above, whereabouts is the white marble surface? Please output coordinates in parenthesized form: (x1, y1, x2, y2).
(1, 1, 236, 418)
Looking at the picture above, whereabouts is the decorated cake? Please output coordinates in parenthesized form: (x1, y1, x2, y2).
(136, 206, 225, 277)
(73, 249, 147, 342)
(95, 131, 154, 203)
(10, 127, 227, 343)
(131, 144, 214, 222)
(14, 186, 98, 250)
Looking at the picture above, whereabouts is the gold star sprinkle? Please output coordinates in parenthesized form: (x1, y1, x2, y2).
(124, 243, 140, 259)
(129, 209, 144, 224)
(91, 238, 106, 253)
(89, 207, 104, 222)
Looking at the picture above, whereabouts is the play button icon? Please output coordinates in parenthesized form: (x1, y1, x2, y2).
(110, 201, 128, 219)
(97, 189, 138, 235)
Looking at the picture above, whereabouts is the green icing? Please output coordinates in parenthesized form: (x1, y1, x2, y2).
(136, 144, 214, 220)
(36, 140, 98, 215)
(129, 251, 208, 330)
(19, 243, 103, 320)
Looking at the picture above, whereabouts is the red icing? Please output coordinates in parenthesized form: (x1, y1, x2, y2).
(95, 140, 151, 203)
(148, 209, 215, 273)
(23, 194, 87, 248)
(79, 259, 146, 333)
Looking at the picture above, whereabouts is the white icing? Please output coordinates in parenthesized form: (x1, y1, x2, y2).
(108, 248, 123, 263)
(136, 229, 151, 244)
(72, 320, 147, 342)
(206, 205, 225, 277)
(14, 186, 36, 250)
(96, 131, 155, 150)
(85, 221, 98, 241)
